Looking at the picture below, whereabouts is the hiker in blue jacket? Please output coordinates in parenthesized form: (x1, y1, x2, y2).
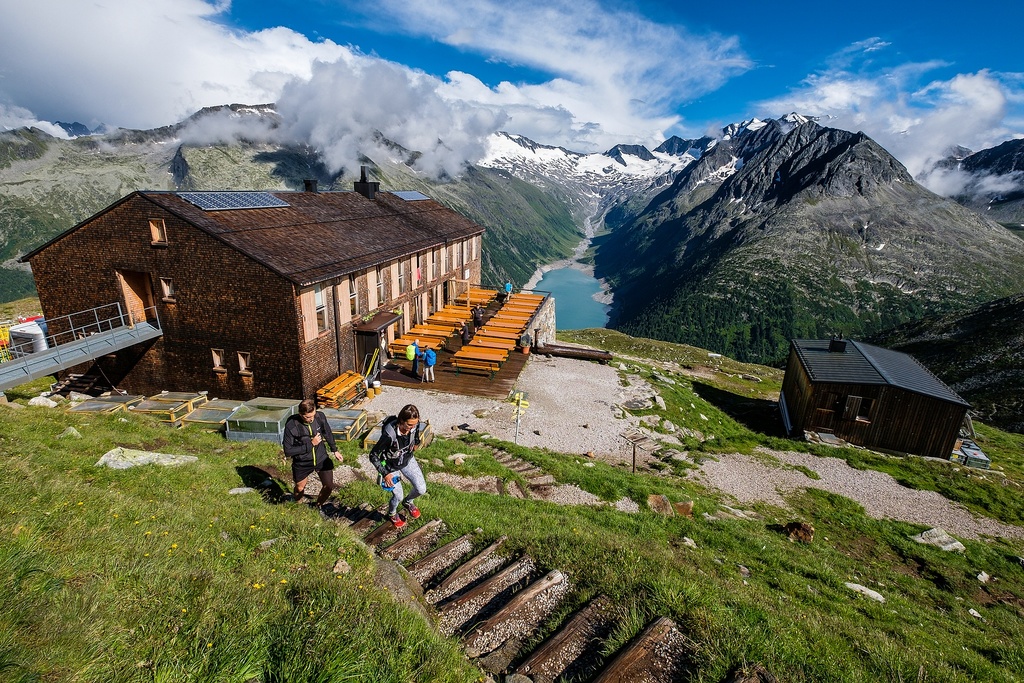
(370, 404, 426, 529)
(422, 346, 436, 382)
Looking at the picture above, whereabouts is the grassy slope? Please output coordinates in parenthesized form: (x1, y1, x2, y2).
(2, 332, 1024, 681)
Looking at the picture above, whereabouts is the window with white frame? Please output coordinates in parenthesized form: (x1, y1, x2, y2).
(376, 265, 385, 303)
(314, 284, 328, 333)
(349, 274, 358, 316)
(398, 259, 406, 294)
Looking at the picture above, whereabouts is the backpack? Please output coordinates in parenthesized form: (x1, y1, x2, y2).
(405, 344, 416, 360)
(424, 348, 436, 367)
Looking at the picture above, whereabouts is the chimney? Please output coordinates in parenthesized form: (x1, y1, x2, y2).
(303, 178, 318, 193)
(828, 335, 847, 353)
(353, 165, 379, 200)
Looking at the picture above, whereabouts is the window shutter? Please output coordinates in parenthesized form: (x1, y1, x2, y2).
(366, 268, 377, 310)
(426, 250, 434, 282)
(300, 288, 318, 342)
(336, 279, 350, 325)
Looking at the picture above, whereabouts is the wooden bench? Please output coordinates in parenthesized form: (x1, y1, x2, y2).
(451, 358, 500, 379)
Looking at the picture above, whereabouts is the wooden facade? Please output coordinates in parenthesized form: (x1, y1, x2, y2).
(24, 183, 484, 400)
(780, 338, 969, 459)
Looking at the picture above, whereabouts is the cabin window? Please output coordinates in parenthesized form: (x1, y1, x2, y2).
(376, 265, 385, 303)
(314, 285, 328, 333)
(349, 274, 358, 316)
(398, 260, 406, 294)
(149, 219, 167, 245)
(432, 249, 440, 279)
(843, 395, 865, 421)
(237, 351, 251, 376)
(211, 348, 226, 372)
(159, 277, 175, 301)
(856, 397, 874, 422)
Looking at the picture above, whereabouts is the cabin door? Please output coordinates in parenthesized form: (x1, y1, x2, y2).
(116, 270, 156, 324)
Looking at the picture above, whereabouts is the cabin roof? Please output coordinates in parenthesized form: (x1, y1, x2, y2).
(791, 339, 969, 407)
(24, 189, 484, 288)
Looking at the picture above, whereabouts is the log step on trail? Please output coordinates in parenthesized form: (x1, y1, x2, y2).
(511, 594, 616, 682)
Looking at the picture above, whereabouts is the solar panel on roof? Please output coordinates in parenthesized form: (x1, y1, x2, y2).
(178, 191, 290, 211)
(392, 190, 431, 201)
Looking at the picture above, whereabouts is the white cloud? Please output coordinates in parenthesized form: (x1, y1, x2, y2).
(276, 59, 508, 177)
(0, 0, 750, 175)
(335, 0, 752, 150)
(0, 0, 347, 130)
(757, 41, 1021, 188)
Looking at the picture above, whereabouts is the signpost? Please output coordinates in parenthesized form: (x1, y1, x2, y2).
(511, 390, 529, 444)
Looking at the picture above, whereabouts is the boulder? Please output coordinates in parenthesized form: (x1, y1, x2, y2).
(647, 494, 674, 516)
(911, 527, 966, 553)
(673, 500, 694, 517)
(845, 582, 885, 603)
(28, 396, 58, 408)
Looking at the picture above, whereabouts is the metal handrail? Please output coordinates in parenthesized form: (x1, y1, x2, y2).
(2, 302, 162, 363)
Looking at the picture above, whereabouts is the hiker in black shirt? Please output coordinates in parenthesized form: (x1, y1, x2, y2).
(283, 398, 340, 507)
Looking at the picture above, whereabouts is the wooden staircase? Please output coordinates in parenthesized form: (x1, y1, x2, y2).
(322, 503, 693, 681)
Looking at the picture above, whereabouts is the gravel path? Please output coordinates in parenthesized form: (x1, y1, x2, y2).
(368, 355, 648, 463)
(688, 447, 1024, 540)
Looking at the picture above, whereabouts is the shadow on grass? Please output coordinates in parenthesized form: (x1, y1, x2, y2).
(235, 464, 290, 504)
(692, 380, 787, 438)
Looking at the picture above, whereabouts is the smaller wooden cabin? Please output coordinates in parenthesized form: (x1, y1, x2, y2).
(780, 338, 969, 459)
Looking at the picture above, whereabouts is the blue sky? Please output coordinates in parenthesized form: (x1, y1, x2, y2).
(1, 0, 1021, 182)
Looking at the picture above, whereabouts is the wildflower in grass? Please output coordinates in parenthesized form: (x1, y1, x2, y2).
(171, 544, 178, 549)
(144, 553, 150, 557)
(144, 531, 151, 536)
(249, 525, 256, 529)
(207, 643, 212, 648)
(220, 553, 225, 557)
(77, 502, 83, 506)
(182, 608, 187, 613)
(280, 579, 287, 584)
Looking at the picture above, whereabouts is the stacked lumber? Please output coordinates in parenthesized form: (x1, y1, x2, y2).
(317, 371, 366, 408)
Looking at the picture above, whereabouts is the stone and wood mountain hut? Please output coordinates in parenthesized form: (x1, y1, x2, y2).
(22, 176, 484, 400)
(779, 337, 970, 459)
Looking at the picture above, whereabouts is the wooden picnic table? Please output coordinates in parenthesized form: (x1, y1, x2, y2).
(510, 293, 544, 303)
(483, 319, 524, 331)
(409, 324, 457, 338)
(429, 311, 471, 323)
(493, 311, 532, 321)
(471, 336, 516, 350)
(500, 306, 536, 316)
(454, 346, 508, 364)
(477, 327, 519, 340)
(389, 337, 444, 354)
(438, 309, 473, 319)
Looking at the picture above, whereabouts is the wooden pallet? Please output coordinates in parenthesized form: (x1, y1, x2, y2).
(316, 371, 366, 408)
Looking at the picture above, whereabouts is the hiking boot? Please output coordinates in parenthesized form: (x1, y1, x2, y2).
(403, 502, 421, 519)
(389, 513, 406, 529)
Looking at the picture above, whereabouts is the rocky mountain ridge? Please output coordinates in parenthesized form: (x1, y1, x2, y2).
(594, 117, 1024, 364)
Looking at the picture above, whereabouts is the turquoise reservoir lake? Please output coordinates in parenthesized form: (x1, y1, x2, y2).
(533, 267, 610, 330)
